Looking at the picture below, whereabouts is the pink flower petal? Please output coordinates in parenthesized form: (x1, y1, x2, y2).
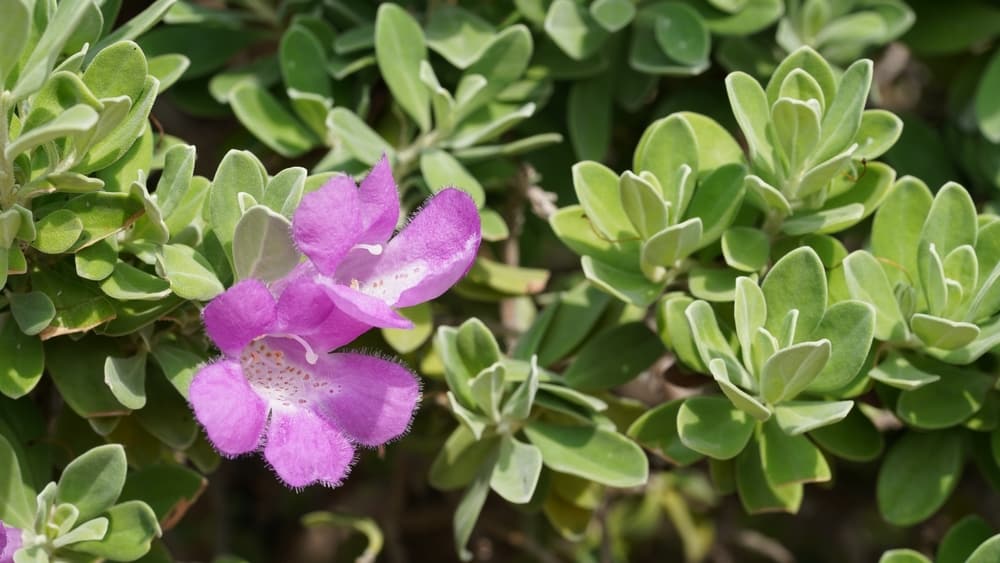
(273, 264, 372, 351)
(358, 155, 399, 244)
(292, 175, 362, 275)
(315, 277, 413, 329)
(312, 353, 420, 446)
(338, 188, 481, 308)
(203, 279, 277, 357)
(264, 408, 355, 488)
(189, 361, 268, 457)
(1, 521, 21, 562)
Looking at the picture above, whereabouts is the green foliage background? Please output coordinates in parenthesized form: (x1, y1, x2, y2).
(4, 0, 1000, 562)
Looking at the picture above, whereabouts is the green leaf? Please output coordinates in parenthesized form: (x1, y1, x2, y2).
(544, 0, 609, 61)
(677, 396, 755, 460)
(911, 314, 980, 350)
(655, 295, 707, 372)
(0, 0, 30, 85)
(150, 340, 201, 399)
(32, 210, 83, 254)
(459, 25, 534, 116)
(758, 418, 831, 486)
(685, 300, 750, 387)
(633, 114, 698, 207)
(879, 549, 932, 563)
(0, 434, 34, 528)
(760, 340, 831, 404)
(327, 107, 394, 165)
(582, 256, 666, 308)
(382, 303, 433, 355)
(280, 24, 331, 99)
(57, 444, 127, 521)
(842, 250, 909, 342)
(619, 171, 669, 240)
(653, 3, 710, 66)
(490, 435, 542, 503)
(0, 313, 43, 399)
(207, 150, 266, 260)
(734, 277, 766, 371)
(563, 323, 663, 390)
(470, 364, 504, 422)
(765, 47, 837, 107)
(420, 150, 486, 209)
(781, 203, 865, 236)
(6, 104, 98, 160)
(722, 227, 769, 272)
(374, 3, 430, 130)
(429, 426, 501, 491)
(73, 500, 161, 561)
(100, 262, 171, 301)
(855, 109, 903, 160)
(11, 0, 93, 100)
(147, 53, 189, 92)
(82, 40, 147, 102)
(871, 176, 933, 286)
(726, 71, 774, 172)
(735, 440, 803, 514)
(425, 6, 494, 69)
(641, 218, 703, 269)
(922, 182, 978, 257)
(453, 462, 493, 562)
(502, 358, 540, 420)
(230, 85, 317, 158)
(536, 283, 611, 366)
(975, 48, 1000, 143)
(936, 515, 994, 563)
(591, 0, 635, 32)
(968, 535, 1000, 563)
(92, 0, 177, 58)
(814, 59, 872, 164)
(549, 205, 640, 271)
(567, 75, 612, 161)
(684, 163, 747, 248)
(103, 353, 147, 410)
(157, 245, 224, 301)
(524, 421, 648, 487)
(808, 406, 883, 461)
(8, 291, 55, 336)
(761, 247, 827, 342)
(870, 352, 940, 390)
(807, 300, 875, 392)
(877, 430, 963, 526)
(573, 161, 636, 241)
(772, 98, 821, 173)
(232, 206, 299, 283)
(773, 400, 853, 436)
(709, 359, 772, 421)
(896, 371, 993, 429)
(627, 399, 703, 466)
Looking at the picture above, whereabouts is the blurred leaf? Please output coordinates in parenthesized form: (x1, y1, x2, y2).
(628, 399, 703, 466)
(230, 85, 317, 158)
(563, 323, 663, 390)
(525, 420, 648, 487)
(375, 3, 430, 130)
(0, 313, 43, 398)
(8, 291, 55, 336)
(877, 430, 963, 526)
(103, 353, 148, 410)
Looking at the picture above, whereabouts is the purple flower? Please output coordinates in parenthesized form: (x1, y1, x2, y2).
(1, 521, 21, 563)
(291, 156, 481, 329)
(189, 279, 421, 488)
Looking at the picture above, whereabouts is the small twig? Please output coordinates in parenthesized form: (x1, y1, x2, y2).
(484, 522, 564, 563)
(733, 529, 795, 563)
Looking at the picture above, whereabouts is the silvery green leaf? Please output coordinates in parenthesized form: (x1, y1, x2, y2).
(232, 206, 299, 283)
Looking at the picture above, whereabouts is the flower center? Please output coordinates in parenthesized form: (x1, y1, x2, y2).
(240, 338, 338, 409)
